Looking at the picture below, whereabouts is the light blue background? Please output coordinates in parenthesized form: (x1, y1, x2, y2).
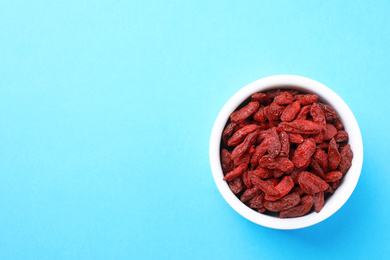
(0, 1, 389, 259)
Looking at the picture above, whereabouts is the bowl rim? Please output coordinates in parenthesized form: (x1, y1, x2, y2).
(209, 75, 363, 230)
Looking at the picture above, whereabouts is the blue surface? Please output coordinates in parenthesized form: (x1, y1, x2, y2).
(0, 1, 389, 259)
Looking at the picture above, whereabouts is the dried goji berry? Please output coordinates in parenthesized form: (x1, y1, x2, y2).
(281, 100, 301, 122)
(264, 176, 294, 201)
(250, 175, 280, 196)
(227, 124, 258, 146)
(231, 131, 259, 161)
(279, 131, 290, 157)
(266, 102, 285, 121)
(290, 186, 304, 196)
(313, 191, 324, 213)
(248, 193, 265, 208)
(237, 118, 252, 129)
(251, 93, 271, 105)
(275, 91, 295, 105)
(223, 164, 248, 181)
(264, 193, 301, 212)
(288, 133, 304, 143)
(295, 94, 318, 105)
(242, 170, 252, 189)
(331, 180, 341, 189)
(311, 132, 324, 144)
(253, 106, 267, 123)
(257, 207, 266, 213)
(295, 105, 311, 120)
(221, 149, 234, 174)
(323, 124, 338, 140)
(314, 148, 328, 172)
(240, 186, 261, 202)
(333, 117, 344, 130)
(265, 178, 279, 187)
(272, 169, 284, 178)
(267, 127, 281, 158)
(292, 138, 316, 168)
(298, 171, 329, 194)
(258, 155, 294, 173)
(230, 101, 260, 123)
(222, 122, 236, 145)
(334, 130, 348, 143)
(339, 144, 353, 174)
(249, 168, 273, 179)
(310, 158, 325, 179)
(324, 171, 342, 182)
(310, 102, 326, 130)
(279, 194, 314, 218)
(290, 168, 303, 184)
(318, 102, 338, 122)
(328, 138, 341, 170)
(266, 89, 283, 98)
(228, 177, 243, 194)
(250, 138, 269, 167)
(279, 120, 322, 134)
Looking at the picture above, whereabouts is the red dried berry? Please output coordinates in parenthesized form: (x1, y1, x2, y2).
(318, 102, 338, 122)
(250, 175, 280, 196)
(266, 89, 283, 98)
(323, 124, 338, 140)
(279, 120, 322, 135)
(339, 144, 353, 174)
(279, 131, 290, 157)
(313, 191, 324, 213)
(249, 168, 274, 179)
(310, 158, 326, 179)
(264, 193, 301, 212)
(221, 149, 234, 174)
(334, 130, 348, 143)
(266, 102, 285, 121)
(264, 176, 294, 201)
(333, 118, 344, 130)
(222, 122, 236, 145)
(292, 138, 316, 168)
(227, 124, 258, 146)
(251, 93, 271, 105)
(324, 171, 343, 182)
(228, 177, 244, 194)
(231, 131, 259, 161)
(240, 186, 261, 202)
(297, 171, 329, 194)
(288, 133, 304, 143)
(295, 105, 311, 120)
(253, 106, 267, 122)
(267, 127, 281, 158)
(328, 138, 341, 170)
(242, 170, 252, 189)
(248, 193, 265, 208)
(258, 155, 294, 174)
(310, 102, 326, 130)
(314, 148, 329, 172)
(223, 164, 248, 181)
(230, 101, 260, 123)
(281, 100, 301, 122)
(295, 94, 318, 105)
(275, 91, 295, 105)
(279, 194, 314, 218)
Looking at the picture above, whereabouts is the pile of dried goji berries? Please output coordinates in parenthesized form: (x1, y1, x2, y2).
(221, 89, 353, 218)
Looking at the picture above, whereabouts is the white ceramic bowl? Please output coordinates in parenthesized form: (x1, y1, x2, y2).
(209, 75, 363, 230)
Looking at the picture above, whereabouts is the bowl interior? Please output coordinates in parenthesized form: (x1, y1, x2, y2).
(209, 75, 363, 229)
